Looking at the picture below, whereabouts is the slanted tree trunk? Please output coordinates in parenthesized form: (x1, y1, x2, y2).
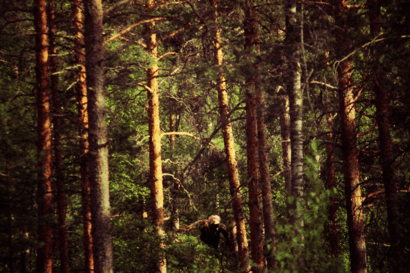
(244, 3, 265, 271)
(325, 112, 339, 258)
(146, 1, 166, 272)
(48, 1, 69, 272)
(368, 0, 402, 269)
(34, 0, 53, 271)
(84, 0, 113, 271)
(209, 0, 250, 270)
(335, 2, 367, 272)
(71, 0, 94, 271)
(285, 0, 304, 269)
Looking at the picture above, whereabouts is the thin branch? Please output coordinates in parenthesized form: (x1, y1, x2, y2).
(104, 0, 132, 16)
(103, 17, 167, 46)
(310, 80, 338, 90)
(357, 119, 376, 139)
(161, 132, 215, 149)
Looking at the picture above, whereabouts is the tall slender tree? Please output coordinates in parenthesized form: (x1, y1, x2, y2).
(71, 0, 94, 271)
(48, 0, 69, 271)
(34, 0, 53, 271)
(326, 111, 339, 258)
(145, 1, 167, 272)
(84, 0, 113, 271)
(368, 0, 402, 270)
(244, 2, 265, 271)
(285, 0, 304, 268)
(278, 87, 292, 201)
(209, 0, 250, 270)
(334, 1, 367, 272)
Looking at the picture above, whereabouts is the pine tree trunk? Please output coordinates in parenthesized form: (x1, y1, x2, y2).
(209, 0, 250, 270)
(48, 1, 69, 272)
(326, 112, 339, 258)
(368, 0, 402, 268)
(146, 1, 166, 272)
(244, 3, 265, 271)
(285, 0, 304, 269)
(34, 0, 53, 271)
(335, 2, 367, 272)
(84, 0, 113, 272)
(71, 0, 94, 271)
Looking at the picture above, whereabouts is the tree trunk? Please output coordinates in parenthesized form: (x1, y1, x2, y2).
(255, 37, 276, 273)
(278, 87, 292, 201)
(335, 2, 367, 272)
(285, 0, 304, 269)
(34, 0, 53, 271)
(84, 0, 114, 272)
(71, 0, 94, 271)
(48, 1, 69, 272)
(146, 1, 166, 272)
(244, 3, 265, 272)
(368, 0, 402, 269)
(209, 0, 250, 270)
(325, 112, 339, 258)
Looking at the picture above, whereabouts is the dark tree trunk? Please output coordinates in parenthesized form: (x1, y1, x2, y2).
(244, 3, 265, 272)
(325, 112, 339, 258)
(48, 1, 69, 272)
(368, 0, 402, 269)
(84, 0, 113, 271)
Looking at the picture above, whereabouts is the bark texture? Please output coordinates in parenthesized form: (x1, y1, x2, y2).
(335, 2, 367, 272)
(285, 1, 304, 269)
(84, 0, 113, 272)
(72, 0, 94, 271)
(368, 0, 402, 269)
(278, 88, 292, 200)
(210, 0, 250, 270)
(34, 0, 53, 271)
(48, 1, 69, 271)
(146, 1, 166, 271)
(244, 3, 265, 272)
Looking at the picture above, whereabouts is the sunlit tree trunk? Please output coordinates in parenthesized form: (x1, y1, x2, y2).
(285, 0, 304, 269)
(368, 0, 401, 269)
(209, 0, 250, 270)
(335, 2, 367, 272)
(146, 1, 166, 272)
(244, 3, 264, 271)
(71, 0, 94, 271)
(84, 0, 113, 271)
(325, 112, 339, 258)
(48, 1, 69, 272)
(34, 0, 53, 271)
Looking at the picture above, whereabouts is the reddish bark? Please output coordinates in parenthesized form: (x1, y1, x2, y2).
(84, 0, 113, 271)
(71, 0, 94, 271)
(34, 0, 53, 271)
(48, 1, 69, 271)
(209, 0, 250, 270)
(244, 4, 265, 272)
(335, 3, 367, 271)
